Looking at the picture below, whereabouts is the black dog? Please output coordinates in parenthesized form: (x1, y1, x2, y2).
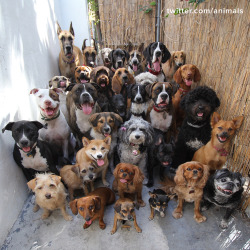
(110, 94, 127, 122)
(108, 48, 129, 73)
(201, 169, 245, 228)
(2, 121, 59, 181)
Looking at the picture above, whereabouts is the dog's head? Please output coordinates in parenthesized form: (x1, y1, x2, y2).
(149, 189, 170, 215)
(173, 64, 201, 86)
(2, 120, 44, 153)
(90, 66, 111, 89)
(71, 162, 97, 182)
(57, 21, 75, 58)
(135, 72, 158, 85)
(108, 48, 129, 69)
(175, 161, 209, 188)
(128, 83, 150, 104)
(111, 94, 127, 120)
(49, 76, 71, 90)
(113, 198, 137, 221)
(82, 39, 97, 67)
(128, 42, 144, 72)
(171, 50, 186, 67)
(97, 48, 112, 67)
(74, 66, 93, 84)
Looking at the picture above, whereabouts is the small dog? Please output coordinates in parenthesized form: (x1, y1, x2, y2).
(27, 173, 72, 221)
(82, 38, 97, 67)
(110, 94, 127, 122)
(76, 136, 111, 186)
(172, 161, 209, 223)
(74, 66, 92, 84)
(148, 189, 170, 220)
(201, 169, 245, 228)
(96, 48, 112, 68)
(135, 72, 158, 86)
(112, 163, 145, 207)
(70, 187, 115, 229)
(108, 48, 130, 73)
(193, 112, 244, 174)
(111, 198, 142, 234)
(162, 50, 186, 80)
(56, 21, 83, 81)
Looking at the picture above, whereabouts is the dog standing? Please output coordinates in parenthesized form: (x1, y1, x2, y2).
(82, 38, 97, 67)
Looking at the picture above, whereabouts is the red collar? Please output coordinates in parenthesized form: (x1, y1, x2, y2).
(63, 55, 75, 64)
(179, 88, 189, 97)
(153, 105, 166, 112)
(148, 63, 162, 76)
(213, 146, 228, 156)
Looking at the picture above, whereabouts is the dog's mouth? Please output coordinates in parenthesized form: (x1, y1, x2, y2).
(80, 79, 89, 84)
(90, 154, 105, 166)
(104, 58, 111, 64)
(184, 78, 193, 86)
(217, 185, 233, 195)
(153, 58, 161, 72)
(120, 178, 128, 183)
(65, 52, 73, 58)
(22, 147, 32, 153)
(161, 161, 170, 166)
(85, 219, 92, 225)
(132, 62, 138, 72)
(217, 134, 228, 143)
(79, 74, 90, 84)
(156, 101, 167, 109)
(58, 81, 67, 89)
(99, 78, 108, 88)
(196, 112, 204, 119)
(80, 102, 94, 115)
(103, 132, 111, 137)
(41, 106, 59, 117)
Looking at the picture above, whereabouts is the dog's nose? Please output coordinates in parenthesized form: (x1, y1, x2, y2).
(123, 75, 128, 81)
(136, 97, 142, 102)
(135, 135, 140, 139)
(20, 140, 29, 147)
(160, 93, 168, 100)
(45, 100, 51, 106)
(45, 193, 51, 199)
(85, 216, 91, 221)
(123, 173, 127, 177)
(66, 46, 71, 52)
(82, 93, 89, 97)
(198, 105, 204, 110)
(89, 61, 94, 67)
(89, 174, 93, 180)
(97, 154, 102, 159)
(117, 61, 122, 67)
(104, 127, 110, 132)
(156, 51, 161, 57)
(193, 170, 198, 174)
(128, 215, 133, 220)
(178, 63, 183, 66)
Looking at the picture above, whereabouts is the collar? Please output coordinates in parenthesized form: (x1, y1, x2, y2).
(40, 110, 60, 121)
(17, 143, 37, 157)
(213, 146, 228, 156)
(131, 111, 145, 117)
(187, 121, 206, 128)
(62, 55, 75, 64)
(179, 88, 189, 98)
(153, 105, 166, 113)
(147, 63, 162, 76)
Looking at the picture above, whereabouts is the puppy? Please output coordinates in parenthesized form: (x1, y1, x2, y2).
(27, 173, 72, 221)
(112, 163, 145, 207)
(108, 48, 130, 73)
(162, 50, 186, 80)
(57, 21, 83, 81)
(82, 38, 97, 67)
(148, 189, 170, 220)
(172, 161, 209, 223)
(96, 48, 112, 68)
(110, 94, 127, 122)
(201, 169, 245, 228)
(193, 112, 244, 173)
(111, 198, 142, 234)
(75, 66, 92, 84)
(2, 121, 59, 181)
(76, 136, 111, 186)
(70, 187, 115, 229)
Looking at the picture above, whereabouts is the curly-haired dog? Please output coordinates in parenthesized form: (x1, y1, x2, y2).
(70, 187, 115, 229)
(135, 72, 158, 86)
(75, 66, 92, 84)
(27, 173, 72, 221)
(96, 48, 112, 68)
(108, 48, 130, 73)
(82, 38, 97, 67)
(118, 117, 154, 182)
(112, 163, 145, 207)
(172, 161, 209, 223)
(193, 112, 244, 174)
(171, 86, 220, 172)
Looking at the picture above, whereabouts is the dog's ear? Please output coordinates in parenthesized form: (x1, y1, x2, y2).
(91, 38, 97, 51)
(71, 164, 80, 176)
(30, 88, 39, 95)
(127, 72, 135, 85)
(111, 112, 123, 127)
(145, 81, 157, 98)
(149, 191, 156, 198)
(69, 22, 74, 37)
(161, 44, 171, 63)
(138, 43, 144, 54)
(169, 80, 179, 96)
(113, 163, 121, 177)
(31, 121, 45, 130)
(128, 41, 133, 53)
(173, 67, 182, 85)
(174, 164, 186, 185)
(27, 178, 37, 191)
(181, 51, 186, 64)
(108, 50, 114, 63)
(112, 74, 122, 94)
(65, 83, 75, 92)
(133, 165, 144, 184)
(197, 163, 209, 189)
(89, 113, 100, 127)
(211, 112, 221, 128)
(50, 175, 61, 186)
(69, 199, 78, 215)
(90, 68, 97, 82)
(104, 135, 111, 146)
(93, 196, 101, 210)
(56, 21, 62, 36)
(114, 203, 121, 213)
(75, 66, 80, 72)
(82, 39, 87, 52)
(82, 137, 91, 147)
(123, 50, 130, 61)
(155, 133, 164, 146)
(49, 79, 53, 88)
(2, 122, 15, 133)
(232, 116, 244, 129)
(193, 65, 201, 82)
(143, 43, 153, 63)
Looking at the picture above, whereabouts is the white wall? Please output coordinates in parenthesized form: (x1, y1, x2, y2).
(0, 0, 90, 245)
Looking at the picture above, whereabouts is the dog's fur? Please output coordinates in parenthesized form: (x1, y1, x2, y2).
(172, 161, 209, 223)
(108, 48, 130, 73)
(96, 48, 112, 68)
(82, 39, 97, 67)
(27, 173, 72, 220)
(193, 112, 244, 173)
(135, 72, 158, 86)
(111, 198, 142, 234)
(75, 66, 92, 84)
(70, 187, 115, 229)
(110, 94, 127, 122)
(112, 163, 145, 207)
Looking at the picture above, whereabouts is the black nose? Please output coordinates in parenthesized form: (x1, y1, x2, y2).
(193, 170, 198, 174)
(66, 46, 71, 52)
(118, 61, 122, 67)
(45, 193, 51, 199)
(82, 93, 89, 97)
(123, 75, 128, 80)
(123, 173, 127, 177)
(104, 127, 110, 132)
(136, 97, 142, 102)
(97, 154, 102, 159)
(161, 93, 168, 100)
(156, 51, 161, 57)
(135, 135, 140, 139)
(85, 216, 91, 221)
(221, 132, 228, 137)
(178, 63, 183, 66)
(20, 140, 29, 147)
(89, 175, 93, 180)
(198, 105, 204, 110)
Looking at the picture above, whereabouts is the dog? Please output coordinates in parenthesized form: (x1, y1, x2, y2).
(148, 189, 170, 220)
(70, 187, 115, 229)
(171, 86, 220, 172)
(162, 50, 186, 80)
(76, 136, 111, 186)
(111, 198, 142, 234)
(172, 161, 209, 223)
(201, 169, 245, 228)
(74, 66, 92, 84)
(117, 117, 154, 182)
(193, 112, 244, 174)
(82, 38, 97, 67)
(56, 21, 83, 81)
(143, 42, 171, 82)
(96, 48, 112, 68)
(110, 94, 127, 122)
(108, 48, 130, 74)
(135, 72, 158, 86)
(2, 121, 59, 181)
(112, 163, 145, 207)
(66, 83, 101, 142)
(27, 173, 72, 220)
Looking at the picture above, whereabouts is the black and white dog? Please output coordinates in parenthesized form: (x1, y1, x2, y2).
(2, 121, 59, 181)
(108, 48, 129, 74)
(143, 42, 171, 82)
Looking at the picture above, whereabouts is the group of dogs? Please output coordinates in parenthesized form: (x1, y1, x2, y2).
(2, 22, 246, 233)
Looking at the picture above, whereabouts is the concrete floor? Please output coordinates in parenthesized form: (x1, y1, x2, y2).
(2, 170, 250, 250)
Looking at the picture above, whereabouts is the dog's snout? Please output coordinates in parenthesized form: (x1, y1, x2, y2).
(178, 63, 183, 66)
(198, 105, 204, 110)
(122, 75, 128, 80)
(135, 135, 140, 139)
(117, 61, 123, 67)
(136, 97, 142, 102)
(89, 174, 93, 180)
(160, 93, 168, 100)
(104, 127, 110, 132)
(123, 173, 127, 177)
(85, 216, 91, 221)
(193, 169, 198, 174)
(156, 51, 161, 57)
(20, 140, 29, 147)
(97, 154, 102, 159)
(221, 132, 228, 137)
(66, 46, 71, 52)
(128, 214, 133, 220)
(45, 100, 51, 106)
(45, 193, 51, 199)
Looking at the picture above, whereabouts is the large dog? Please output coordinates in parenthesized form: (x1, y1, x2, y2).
(108, 48, 130, 74)
(82, 39, 97, 67)
(96, 48, 112, 68)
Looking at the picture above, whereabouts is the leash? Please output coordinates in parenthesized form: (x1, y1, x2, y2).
(40, 110, 60, 121)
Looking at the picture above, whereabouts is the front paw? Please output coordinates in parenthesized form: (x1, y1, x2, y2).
(160, 212, 165, 218)
(33, 204, 40, 213)
(138, 200, 146, 207)
(219, 219, 228, 229)
(64, 215, 73, 221)
(172, 209, 183, 219)
(103, 180, 110, 187)
(110, 229, 116, 235)
(194, 214, 206, 223)
(146, 180, 153, 188)
(136, 226, 142, 233)
(100, 223, 106, 230)
(83, 222, 91, 229)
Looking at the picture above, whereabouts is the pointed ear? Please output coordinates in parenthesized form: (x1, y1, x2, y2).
(149, 191, 156, 198)
(82, 137, 91, 147)
(194, 66, 201, 82)
(50, 175, 61, 185)
(2, 122, 15, 133)
(82, 39, 87, 52)
(89, 113, 100, 127)
(91, 38, 97, 51)
(30, 88, 39, 95)
(31, 121, 45, 130)
(123, 50, 130, 61)
(114, 203, 121, 213)
(138, 43, 144, 53)
(69, 199, 78, 215)
(232, 116, 244, 129)
(128, 42, 133, 53)
(104, 136, 111, 146)
(27, 178, 37, 191)
(211, 112, 221, 128)
(174, 164, 186, 185)
(69, 22, 74, 36)
(56, 21, 62, 36)
(173, 67, 182, 85)
(93, 196, 101, 210)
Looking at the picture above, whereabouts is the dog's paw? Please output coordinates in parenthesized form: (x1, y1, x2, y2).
(194, 214, 206, 223)
(100, 223, 106, 230)
(172, 210, 183, 219)
(103, 181, 110, 187)
(41, 213, 50, 219)
(160, 212, 165, 218)
(33, 204, 40, 213)
(148, 216, 154, 221)
(83, 222, 91, 229)
(219, 219, 228, 229)
(110, 229, 116, 235)
(64, 215, 73, 221)
(136, 227, 142, 233)
(138, 200, 146, 207)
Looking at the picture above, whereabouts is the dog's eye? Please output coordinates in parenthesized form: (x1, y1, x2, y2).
(38, 95, 42, 98)
(99, 120, 104, 123)
(120, 169, 124, 172)
(109, 119, 114, 123)
(122, 210, 127, 213)
(175, 56, 178, 58)
(139, 128, 145, 132)
(77, 70, 81, 73)
(50, 184, 55, 187)
(236, 183, 240, 187)
(60, 36, 65, 41)
(198, 168, 202, 171)
(92, 52, 95, 57)
(89, 206, 93, 210)
(218, 127, 223, 130)
(187, 168, 191, 171)
(129, 172, 133, 175)
(68, 37, 73, 41)
(82, 169, 86, 173)
(91, 147, 96, 150)
(85, 52, 89, 57)
(228, 128, 233, 132)
(101, 147, 105, 150)
(79, 207, 84, 211)
(221, 178, 227, 182)
(118, 71, 122, 75)
(54, 77, 59, 81)
(38, 187, 42, 190)
(130, 209, 134, 213)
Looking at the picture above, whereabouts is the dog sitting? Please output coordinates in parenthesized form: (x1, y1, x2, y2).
(112, 163, 145, 207)
(75, 66, 92, 84)
(148, 189, 170, 220)
(111, 198, 142, 234)
(82, 38, 97, 67)
(162, 50, 186, 80)
(2, 121, 59, 181)
(56, 21, 83, 81)
(110, 94, 127, 122)
(96, 48, 112, 68)
(193, 112, 244, 174)
(108, 48, 130, 74)
(172, 161, 209, 223)
(27, 173, 72, 221)
(70, 187, 115, 229)
(201, 169, 245, 228)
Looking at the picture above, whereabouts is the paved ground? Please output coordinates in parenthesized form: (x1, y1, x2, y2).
(2, 170, 250, 250)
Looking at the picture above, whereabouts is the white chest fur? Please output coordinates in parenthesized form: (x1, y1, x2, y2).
(75, 109, 93, 133)
(131, 102, 149, 115)
(150, 109, 172, 132)
(186, 139, 204, 150)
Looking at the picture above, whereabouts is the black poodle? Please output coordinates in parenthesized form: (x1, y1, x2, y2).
(171, 86, 220, 172)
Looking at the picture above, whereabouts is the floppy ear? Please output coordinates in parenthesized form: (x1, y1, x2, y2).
(138, 43, 144, 53)
(143, 43, 153, 63)
(197, 164, 209, 189)
(30, 88, 39, 95)
(161, 44, 171, 63)
(2, 122, 15, 133)
(111, 112, 123, 127)
(90, 68, 97, 82)
(69, 199, 78, 215)
(50, 175, 62, 186)
(71, 165, 80, 176)
(82, 137, 91, 147)
(133, 165, 144, 184)
(145, 81, 157, 98)
(211, 112, 221, 128)
(169, 80, 179, 96)
(114, 203, 121, 213)
(127, 72, 135, 84)
(174, 164, 186, 185)
(69, 22, 74, 37)
(173, 67, 183, 84)
(93, 196, 101, 210)
(49, 80, 53, 88)
(113, 163, 121, 178)
(89, 113, 100, 127)
(112, 74, 122, 94)
(56, 21, 62, 36)
(27, 178, 37, 191)
(155, 133, 164, 146)
(123, 50, 130, 61)
(108, 50, 114, 63)
(144, 125, 154, 146)
(104, 135, 111, 146)
(65, 83, 75, 92)
(31, 121, 45, 130)
(82, 39, 87, 52)
(128, 42, 133, 53)
(194, 66, 201, 82)
(232, 116, 244, 129)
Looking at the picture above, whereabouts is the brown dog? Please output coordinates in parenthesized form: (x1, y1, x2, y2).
(111, 198, 142, 234)
(74, 66, 93, 84)
(193, 112, 244, 173)
(172, 161, 209, 223)
(49, 76, 71, 90)
(82, 38, 97, 67)
(57, 22, 83, 81)
(112, 163, 145, 207)
(70, 187, 115, 229)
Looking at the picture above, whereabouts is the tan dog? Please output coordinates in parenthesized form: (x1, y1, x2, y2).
(76, 136, 111, 186)
(74, 66, 93, 84)
(82, 38, 97, 67)
(49, 76, 71, 90)
(162, 50, 186, 80)
(111, 198, 141, 234)
(27, 173, 72, 221)
(193, 112, 244, 173)
(57, 21, 83, 81)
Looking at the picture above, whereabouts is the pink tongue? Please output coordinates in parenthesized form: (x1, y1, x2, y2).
(153, 61, 161, 72)
(104, 133, 110, 137)
(162, 162, 169, 166)
(185, 79, 193, 86)
(219, 137, 227, 141)
(197, 113, 203, 117)
(81, 79, 88, 83)
(46, 109, 54, 116)
(60, 81, 66, 87)
(133, 65, 138, 72)
(23, 147, 31, 152)
(86, 220, 92, 225)
(101, 83, 106, 87)
(82, 104, 93, 115)
(97, 159, 104, 166)
(120, 179, 127, 183)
